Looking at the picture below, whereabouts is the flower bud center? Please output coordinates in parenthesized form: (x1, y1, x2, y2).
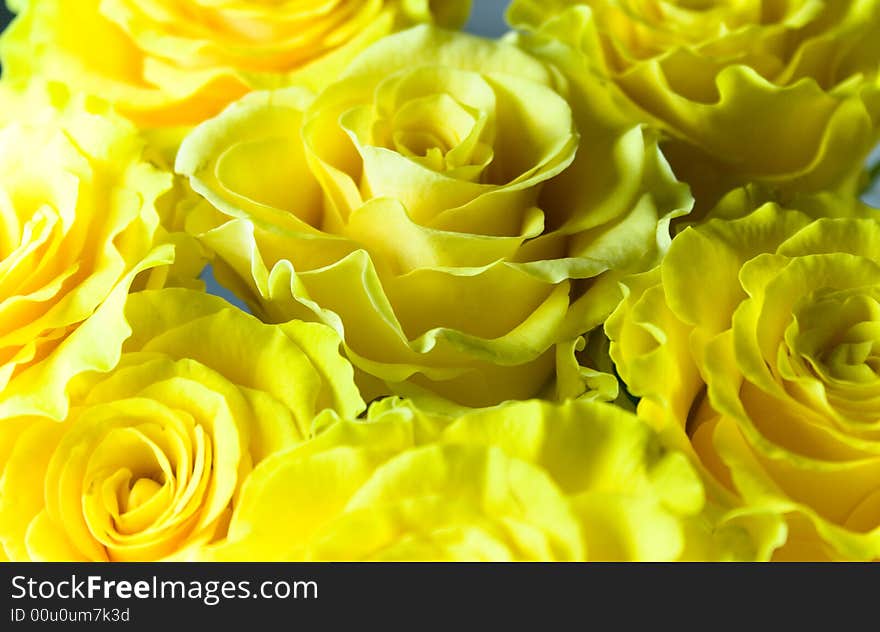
(126, 477, 164, 513)
(792, 290, 880, 385)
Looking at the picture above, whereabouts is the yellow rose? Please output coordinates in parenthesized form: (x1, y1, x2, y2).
(0, 0, 471, 129)
(0, 288, 364, 561)
(0, 83, 175, 420)
(176, 26, 692, 407)
(508, 0, 880, 210)
(204, 398, 779, 561)
(607, 203, 880, 560)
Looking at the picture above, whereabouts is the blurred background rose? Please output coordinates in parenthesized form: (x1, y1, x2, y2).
(0, 2, 512, 63)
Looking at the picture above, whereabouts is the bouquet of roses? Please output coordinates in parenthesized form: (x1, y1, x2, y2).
(1, 0, 879, 562)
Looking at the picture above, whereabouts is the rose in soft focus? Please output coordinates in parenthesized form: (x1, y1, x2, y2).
(704, 183, 879, 223)
(607, 204, 880, 560)
(203, 398, 780, 561)
(0, 0, 471, 129)
(177, 26, 692, 407)
(0, 289, 364, 561)
(0, 83, 176, 420)
(508, 0, 880, 210)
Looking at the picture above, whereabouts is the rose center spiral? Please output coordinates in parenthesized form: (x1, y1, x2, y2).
(124, 476, 165, 513)
(791, 290, 880, 385)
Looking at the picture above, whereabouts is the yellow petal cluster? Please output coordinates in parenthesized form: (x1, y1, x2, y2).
(176, 26, 692, 407)
(508, 0, 880, 209)
(204, 397, 778, 561)
(608, 203, 880, 560)
(0, 0, 471, 128)
(0, 289, 364, 561)
(0, 83, 173, 420)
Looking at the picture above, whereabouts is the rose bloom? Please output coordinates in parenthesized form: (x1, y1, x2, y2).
(508, 0, 880, 209)
(0, 0, 471, 129)
(177, 26, 692, 407)
(0, 289, 363, 561)
(607, 203, 880, 560)
(203, 398, 780, 562)
(0, 83, 175, 420)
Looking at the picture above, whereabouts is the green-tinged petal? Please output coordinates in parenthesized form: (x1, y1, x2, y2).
(178, 26, 692, 407)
